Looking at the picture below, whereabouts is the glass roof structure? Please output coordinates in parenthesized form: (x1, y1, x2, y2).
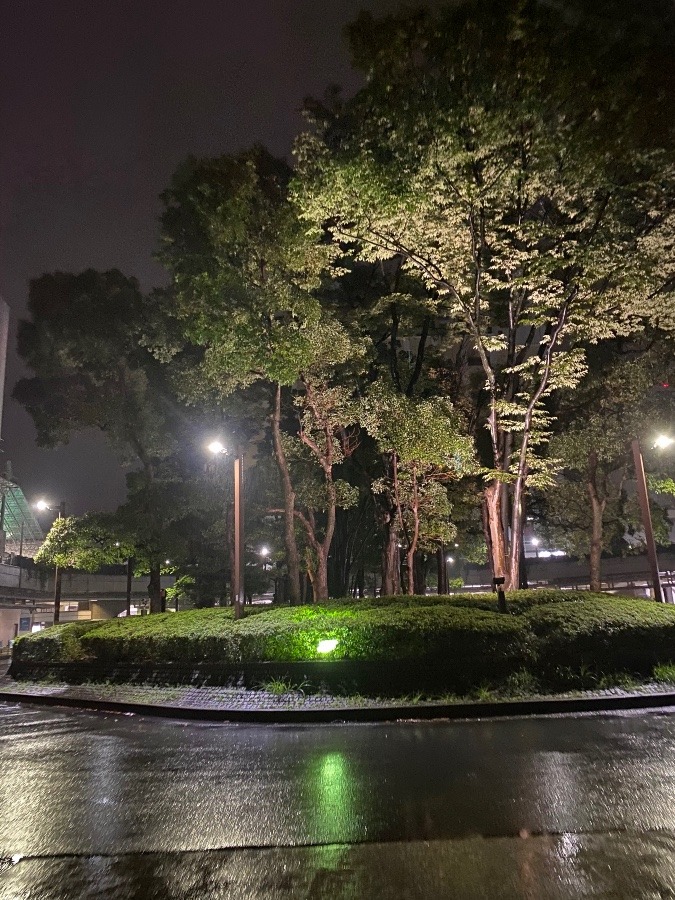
(0, 477, 44, 558)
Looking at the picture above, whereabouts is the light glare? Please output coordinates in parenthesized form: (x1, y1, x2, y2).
(317, 639, 338, 654)
(655, 435, 674, 450)
(208, 440, 226, 455)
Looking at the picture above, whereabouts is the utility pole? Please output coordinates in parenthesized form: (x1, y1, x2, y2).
(125, 557, 133, 617)
(631, 438, 664, 603)
(232, 448, 245, 619)
(17, 522, 24, 589)
(52, 500, 66, 624)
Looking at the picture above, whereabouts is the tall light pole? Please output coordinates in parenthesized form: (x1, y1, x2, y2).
(208, 440, 244, 620)
(631, 435, 674, 604)
(35, 499, 66, 624)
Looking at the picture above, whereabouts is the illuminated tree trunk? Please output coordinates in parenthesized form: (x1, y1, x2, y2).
(381, 521, 401, 596)
(587, 450, 606, 592)
(271, 384, 301, 604)
(483, 481, 507, 582)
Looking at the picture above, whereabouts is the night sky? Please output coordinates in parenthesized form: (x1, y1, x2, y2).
(1, 0, 413, 516)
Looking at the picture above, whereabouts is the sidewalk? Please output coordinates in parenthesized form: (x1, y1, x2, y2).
(3, 666, 675, 723)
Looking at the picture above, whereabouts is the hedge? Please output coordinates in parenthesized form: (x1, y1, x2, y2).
(12, 590, 675, 693)
(525, 596, 675, 677)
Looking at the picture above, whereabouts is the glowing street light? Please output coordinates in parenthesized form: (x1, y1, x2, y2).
(632, 435, 675, 603)
(34, 498, 66, 624)
(208, 438, 244, 619)
(208, 440, 227, 456)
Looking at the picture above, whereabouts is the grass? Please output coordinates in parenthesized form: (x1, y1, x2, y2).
(653, 663, 675, 683)
(259, 676, 308, 696)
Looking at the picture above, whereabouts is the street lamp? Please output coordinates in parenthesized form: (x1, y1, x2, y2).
(655, 435, 675, 451)
(34, 499, 66, 624)
(208, 439, 245, 620)
(631, 435, 674, 604)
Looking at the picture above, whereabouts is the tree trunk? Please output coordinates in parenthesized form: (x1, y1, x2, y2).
(587, 449, 606, 592)
(381, 521, 401, 596)
(271, 383, 302, 604)
(148, 563, 162, 614)
(413, 552, 427, 595)
(405, 547, 415, 595)
(356, 565, 365, 598)
(314, 551, 329, 603)
(404, 468, 421, 595)
(507, 471, 528, 591)
(484, 481, 507, 582)
(437, 546, 448, 594)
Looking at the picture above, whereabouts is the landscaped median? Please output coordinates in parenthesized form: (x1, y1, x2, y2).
(10, 589, 675, 697)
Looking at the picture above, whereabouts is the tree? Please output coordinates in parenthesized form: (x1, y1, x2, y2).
(14, 269, 207, 611)
(35, 514, 134, 573)
(294, 0, 675, 589)
(289, 318, 363, 600)
(158, 147, 334, 603)
(361, 385, 474, 594)
(541, 340, 675, 588)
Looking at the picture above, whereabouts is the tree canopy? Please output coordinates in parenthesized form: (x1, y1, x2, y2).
(16, 0, 675, 605)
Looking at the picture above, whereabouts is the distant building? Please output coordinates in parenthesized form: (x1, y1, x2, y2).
(0, 477, 44, 558)
(0, 297, 44, 558)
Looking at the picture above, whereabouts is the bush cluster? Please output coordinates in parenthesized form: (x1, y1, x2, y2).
(12, 590, 675, 693)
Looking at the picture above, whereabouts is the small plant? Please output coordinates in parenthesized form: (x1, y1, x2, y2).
(503, 669, 539, 697)
(653, 663, 675, 683)
(400, 692, 424, 705)
(342, 693, 368, 706)
(259, 676, 307, 696)
(474, 685, 496, 702)
(596, 672, 639, 690)
(436, 692, 460, 704)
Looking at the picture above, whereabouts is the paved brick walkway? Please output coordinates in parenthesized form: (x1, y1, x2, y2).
(2, 667, 675, 716)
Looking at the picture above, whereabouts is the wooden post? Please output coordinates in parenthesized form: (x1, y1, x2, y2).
(52, 501, 66, 624)
(632, 438, 665, 603)
(126, 557, 133, 617)
(232, 449, 245, 619)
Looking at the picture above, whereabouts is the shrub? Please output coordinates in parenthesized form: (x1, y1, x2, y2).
(12, 599, 533, 691)
(13, 590, 675, 695)
(525, 597, 675, 677)
(12, 621, 102, 663)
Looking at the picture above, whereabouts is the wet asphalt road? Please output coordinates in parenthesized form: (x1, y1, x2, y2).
(3, 705, 675, 898)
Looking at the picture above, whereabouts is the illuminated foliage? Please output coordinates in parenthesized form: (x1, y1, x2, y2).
(294, 0, 675, 588)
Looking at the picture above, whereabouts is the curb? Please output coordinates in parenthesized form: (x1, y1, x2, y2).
(3, 687, 675, 724)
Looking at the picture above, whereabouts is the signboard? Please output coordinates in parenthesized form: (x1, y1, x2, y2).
(19, 617, 30, 632)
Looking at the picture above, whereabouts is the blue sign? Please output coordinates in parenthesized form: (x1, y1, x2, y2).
(19, 617, 30, 632)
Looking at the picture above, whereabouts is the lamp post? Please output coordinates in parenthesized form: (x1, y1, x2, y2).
(260, 546, 270, 571)
(208, 440, 245, 620)
(631, 435, 674, 604)
(35, 499, 66, 624)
